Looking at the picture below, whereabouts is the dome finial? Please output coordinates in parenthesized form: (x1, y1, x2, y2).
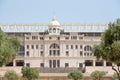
(52, 16, 57, 21)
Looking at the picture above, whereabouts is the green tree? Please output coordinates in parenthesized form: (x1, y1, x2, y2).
(93, 19, 120, 80)
(0, 29, 20, 66)
(90, 70, 106, 80)
(112, 72, 120, 80)
(112, 73, 117, 80)
(68, 71, 83, 80)
(4, 70, 19, 80)
(21, 67, 39, 80)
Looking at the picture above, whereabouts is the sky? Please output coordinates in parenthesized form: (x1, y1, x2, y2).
(0, 0, 120, 24)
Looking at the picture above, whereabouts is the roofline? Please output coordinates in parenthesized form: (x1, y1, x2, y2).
(0, 23, 108, 27)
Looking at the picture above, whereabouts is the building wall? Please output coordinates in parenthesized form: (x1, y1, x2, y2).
(13, 31, 101, 68)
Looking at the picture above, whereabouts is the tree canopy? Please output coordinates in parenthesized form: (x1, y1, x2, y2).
(0, 29, 20, 66)
(93, 19, 120, 64)
(93, 19, 120, 79)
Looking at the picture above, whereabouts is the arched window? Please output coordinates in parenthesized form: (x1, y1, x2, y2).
(53, 28, 56, 33)
(50, 43, 60, 49)
(84, 45, 92, 51)
(49, 43, 60, 56)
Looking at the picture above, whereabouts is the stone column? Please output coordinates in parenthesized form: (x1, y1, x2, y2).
(93, 60, 96, 67)
(104, 61, 106, 67)
(83, 62, 85, 68)
(13, 60, 16, 67)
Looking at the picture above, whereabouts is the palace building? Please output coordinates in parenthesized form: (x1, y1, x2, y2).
(0, 17, 114, 74)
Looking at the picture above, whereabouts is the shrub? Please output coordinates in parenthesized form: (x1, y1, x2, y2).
(4, 70, 19, 80)
(112, 72, 120, 80)
(21, 66, 39, 80)
(90, 70, 106, 80)
(68, 70, 83, 80)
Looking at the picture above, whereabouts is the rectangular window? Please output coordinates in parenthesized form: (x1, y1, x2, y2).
(41, 45, 44, 49)
(49, 60, 52, 68)
(106, 62, 112, 66)
(65, 37, 69, 40)
(49, 37, 52, 40)
(36, 45, 38, 49)
(96, 61, 103, 66)
(53, 60, 56, 68)
(71, 45, 73, 49)
(19, 45, 25, 51)
(31, 45, 34, 49)
(90, 53, 93, 56)
(73, 36, 77, 39)
(40, 37, 44, 40)
(32, 36, 38, 40)
(39, 33, 44, 35)
(26, 51, 29, 56)
(40, 63, 44, 68)
(66, 51, 69, 56)
(80, 51, 83, 56)
(117, 63, 120, 66)
(71, 36, 77, 40)
(75, 45, 78, 49)
(18, 52, 24, 57)
(58, 37, 60, 40)
(65, 63, 69, 68)
(85, 60, 93, 66)
(79, 63, 83, 68)
(79, 37, 83, 39)
(27, 45, 29, 49)
(32, 36, 35, 40)
(49, 50, 52, 56)
(57, 60, 60, 67)
(66, 45, 69, 49)
(87, 53, 89, 56)
(80, 45, 82, 49)
(40, 51, 44, 56)
(57, 50, 60, 56)
(84, 53, 86, 56)
(53, 50, 56, 56)
(26, 63, 30, 67)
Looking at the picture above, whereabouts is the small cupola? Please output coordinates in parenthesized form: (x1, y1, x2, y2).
(50, 16, 60, 26)
(48, 16, 61, 35)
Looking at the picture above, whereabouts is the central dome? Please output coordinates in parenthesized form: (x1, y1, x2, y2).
(50, 16, 60, 26)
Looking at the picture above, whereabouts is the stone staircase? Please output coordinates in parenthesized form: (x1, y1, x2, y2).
(35, 67, 85, 73)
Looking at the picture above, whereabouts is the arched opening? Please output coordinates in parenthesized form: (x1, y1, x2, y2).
(84, 45, 92, 51)
(49, 43, 60, 68)
(49, 43, 60, 56)
(53, 28, 56, 33)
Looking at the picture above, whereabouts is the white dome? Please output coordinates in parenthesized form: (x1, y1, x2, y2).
(50, 16, 60, 26)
